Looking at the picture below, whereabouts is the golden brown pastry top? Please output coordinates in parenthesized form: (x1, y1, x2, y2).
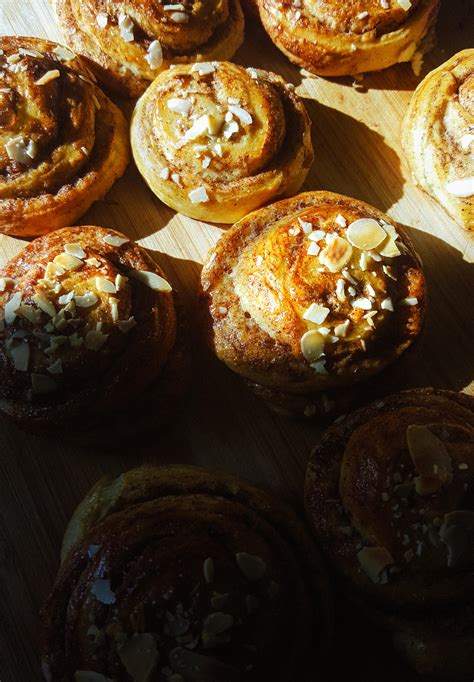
(201, 191, 426, 394)
(0, 36, 129, 237)
(0, 226, 175, 430)
(42, 465, 332, 681)
(305, 388, 474, 610)
(53, 0, 244, 96)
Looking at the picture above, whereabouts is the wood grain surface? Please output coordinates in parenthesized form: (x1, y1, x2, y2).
(0, 1, 473, 680)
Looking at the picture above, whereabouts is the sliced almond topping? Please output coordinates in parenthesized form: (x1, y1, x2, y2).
(167, 97, 191, 115)
(33, 293, 56, 318)
(118, 633, 159, 681)
(335, 214, 347, 227)
(103, 234, 129, 248)
(5, 135, 33, 165)
(351, 297, 372, 310)
(381, 298, 394, 311)
(378, 238, 401, 258)
(45, 262, 65, 279)
(145, 40, 163, 69)
(300, 330, 325, 363)
(0, 277, 14, 292)
(203, 557, 215, 583)
(308, 230, 326, 242)
(95, 277, 117, 294)
(118, 13, 134, 42)
(311, 359, 328, 375)
(115, 274, 128, 292)
(84, 329, 108, 351)
(190, 62, 216, 75)
(54, 253, 83, 271)
(53, 45, 75, 61)
(47, 359, 63, 375)
(17, 304, 41, 324)
(398, 0, 412, 9)
(58, 291, 75, 306)
(334, 319, 350, 337)
(96, 12, 108, 27)
(188, 186, 209, 204)
(10, 341, 29, 371)
(35, 69, 60, 85)
(109, 297, 119, 322)
(297, 217, 313, 235)
(64, 243, 86, 259)
(399, 297, 418, 306)
(446, 176, 474, 198)
(407, 425, 452, 496)
(75, 292, 98, 308)
(319, 236, 353, 272)
(357, 546, 394, 583)
(303, 302, 330, 325)
(228, 105, 252, 126)
(117, 317, 137, 334)
(31, 373, 58, 394)
(69, 332, 83, 348)
(307, 242, 320, 256)
(185, 114, 222, 141)
(130, 270, 172, 292)
(346, 218, 386, 251)
(236, 552, 266, 581)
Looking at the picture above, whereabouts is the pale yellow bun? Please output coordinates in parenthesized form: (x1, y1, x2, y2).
(52, 0, 245, 97)
(257, 0, 440, 77)
(131, 61, 314, 223)
(0, 36, 128, 238)
(402, 49, 474, 231)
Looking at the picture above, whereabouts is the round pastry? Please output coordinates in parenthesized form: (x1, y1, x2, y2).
(131, 61, 313, 223)
(257, 0, 440, 77)
(41, 464, 333, 681)
(52, 0, 245, 97)
(200, 191, 426, 419)
(0, 226, 187, 437)
(0, 36, 129, 238)
(402, 49, 474, 232)
(305, 388, 474, 679)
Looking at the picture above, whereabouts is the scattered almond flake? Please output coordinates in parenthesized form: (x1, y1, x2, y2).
(335, 279, 346, 301)
(170, 11, 189, 22)
(247, 67, 258, 79)
(167, 97, 191, 114)
(311, 360, 328, 375)
(5, 135, 34, 165)
(58, 291, 75, 306)
(319, 236, 353, 273)
(459, 463, 469, 470)
(95, 277, 116, 294)
(115, 274, 128, 291)
(334, 319, 350, 337)
(446, 176, 474, 198)
(92, 93, 101, 110)
(78, 73, 94, 86)
(228, 104, 252, 126)
(399, 297, 418, 306)
(307, 242, 320, 256)
(32, 292, 56, 317)
(381, 297, 394, 311)
(9, 341, 29, 371)
(191, 62, 216, 76)
(359, 252, 370, 271)
(118, 633, 159, 681)
(357, 10, 369, 18)
(75, 672, 112, 682)
(69, 332, 83, 348)
(146, 39, 163, 69)
(19, 47, 43, 58)
(118, 13, 134, 41)
(203, 557, 215, 583)
(378, 238, 401, 258)
(300, 330, 325, 363)
(236, 552, 266, 581)
(297, 217, 313, 235)
(288, 227, 300, 236)
(171, 173, 180, 185)
(214, 142, 223, 157)
(130, 270, 172, 292)
(334, 214, 347, 228)
(91, 578, 116, 604)
(117, 316, 137, 333)
(103, 234, 129, 248)
(64, 243, 86, 259)
(342, 268, 358, 286)
(17, 304, 41, 324)
(460, 134, 474, 151)
(348, 286, 356, 297)
(164, 2, 185, 8)
(159, 166, 170, 180)
(188, 186, 209, 204)
(351, 297, 372, 310)
(74, 292, 98, 308)
(201, 155, 211, 169)
(317, 326, 330, 336)
(54, 252, 83, 271)
(357, 546, 394, 583)
(35, 69, 60, 85)
(0, 277, 14, 293)
(186, 114, 222, 140)
(256, 255, 263, 267)
(407, 424, 452, 495)
(308, 229, 326, 242)
(31, 372, 58, 394)
(85, 329, 108, 351)
(346, 218, 387, 251)
(44, 335, 67, 356)
(109, 297, 119, 322)
(397, 0, 412, 9)
(303, 302, 330, 325)
(366, 283, 376, 297)
(96, 12, 108, 27)
(380, 0, 389, 8)
(53, 45, 75, 61)
(383, 264, 397, 280)
(47, 358, 63, 375)
(223, 120, 239, 139)
(7, 53, 20, 64)
(43, 263, 64, 281)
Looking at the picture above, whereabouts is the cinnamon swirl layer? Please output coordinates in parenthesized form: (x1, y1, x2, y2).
(0, 36, 128, 237)
(42, 465, 332, 681)
(131, 61, 313, 223)
(52, 0, 245, 97)
(0, 226, 185, 436)
(257, 0, 440, 76)
(403, 49, 474, 231)
(305, 388, 474, 678)
(200, 191, 426, 415)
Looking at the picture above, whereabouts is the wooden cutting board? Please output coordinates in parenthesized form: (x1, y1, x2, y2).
(0, 1, 473, 679)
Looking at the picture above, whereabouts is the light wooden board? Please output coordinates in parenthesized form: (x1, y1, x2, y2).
(0, 1, 473, 679)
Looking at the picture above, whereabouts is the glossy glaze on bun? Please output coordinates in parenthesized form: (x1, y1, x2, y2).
(42, 464, 333, 681)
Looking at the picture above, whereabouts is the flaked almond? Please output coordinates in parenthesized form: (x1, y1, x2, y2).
(203, 557, 215, 583)
(381, 297, 394, 311)
(357, 546, 394, 583)
(53, 45, 75, 61)
(54, 252, 83, 271)
(130, 270, 172, 292)
(74, 292, 98, 308)
(91, 578, 115, 604)
(45, 262, 65, 279)
(346, 218, 386, 251)
(228, 104, 252, 126)
(17, 304, 41, 324)
(47, 359, 63, 375)
(109, 297, 119, 322)
(95, 277, 116, 294)
(35, 69, 60, 85)
(10, 341, 29, 371)
(103, 234, 129, 247)
(236, 552, 266, 581)
(378, 238, 401, 258)
(188, 186, 209, 204)
(351, 297, 372, 310)
(33, 293, 56, 317)
(167, 97, 191, 115)
(84, 329, 108, 350)
(115, 274, 128, 291)
(185, 114, 220, 140)
(407, 424, 452, 495)
(446, 176, 474, 198)
(64, 243, 86, 259)
(319, 235, 353, 272)
(297, 217, 313, 234)
(334, 319, 350, 337)
(190, 62, 216, 75)
(118, 13, 134, 42)
(5, 135, 33, 165)
(31, 372, 58, 394)
(308, 230, 326, 242)
(302, 302, 330, 325)
(301, 330, 325, 363)
(145, 40, 163, 69)
(118, 633, 159, 682)
(117, 317, 136, 334)
(311, 360, 328, 375)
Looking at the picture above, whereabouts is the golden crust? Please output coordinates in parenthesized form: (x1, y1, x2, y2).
(305, 388, 474, 678)
(257, 0, 440, 76)
(0, 36, 129, 238)
(131, 61, 314, 223)
(200, 191, 426, 416)
(42, 464, 333, 681)
(52, 0, 245, 97)
(0, 226, 187, 436)
(402, 49, 474, 231)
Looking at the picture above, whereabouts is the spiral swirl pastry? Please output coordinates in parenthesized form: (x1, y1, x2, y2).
(200, 191, 426, 418)
(403, 49, 474, 232)
(305, 388, 474, 678)
(257, 0, 440, 77)
(0, 37, 129, 238)
(52, 0, 245, 97)
(0, 226, 187, 437)
(131, 61, 313, 223)
(41, 464, 332, 681)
